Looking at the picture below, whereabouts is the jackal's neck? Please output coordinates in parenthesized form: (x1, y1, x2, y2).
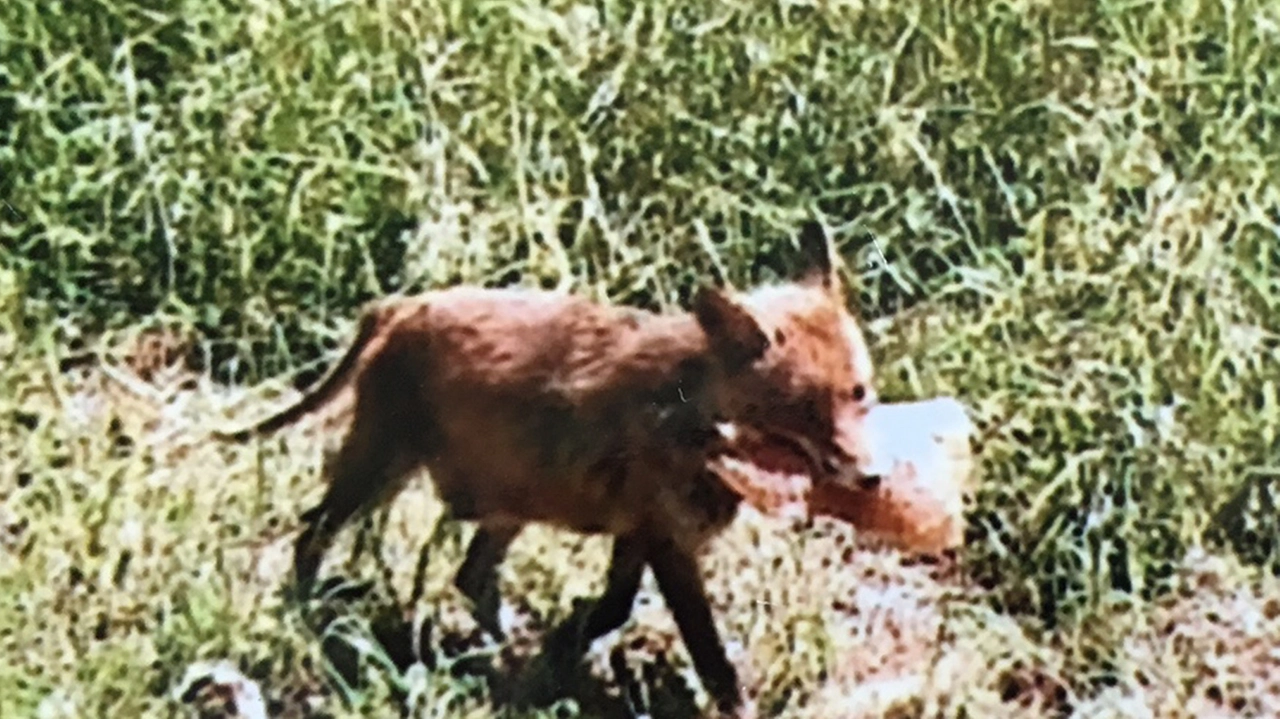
(627, 311, 714, 382)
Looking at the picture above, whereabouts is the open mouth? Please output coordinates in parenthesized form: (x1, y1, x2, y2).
(708, 397, 977, 555)
(706, 421, 888, 522)
(710, 422, 824, 479)
(706, 422, 830, 520)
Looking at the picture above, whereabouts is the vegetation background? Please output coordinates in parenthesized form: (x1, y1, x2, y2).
(3, 0, 1280, 716)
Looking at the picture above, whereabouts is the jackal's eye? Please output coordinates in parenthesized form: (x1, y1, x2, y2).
(838, 384, 867, 403)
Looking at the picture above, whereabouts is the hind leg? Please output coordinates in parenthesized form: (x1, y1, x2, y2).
(408, 505, 464, 605)
(293, 408, 413, 601)
(407, 467, 519, 637)
(453, 524, 521, 639)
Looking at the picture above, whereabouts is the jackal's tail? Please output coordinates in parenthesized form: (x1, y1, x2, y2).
(213, 306, 385, 443)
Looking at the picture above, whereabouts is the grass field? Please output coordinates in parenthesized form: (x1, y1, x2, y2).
(4, 0, 1280, 716)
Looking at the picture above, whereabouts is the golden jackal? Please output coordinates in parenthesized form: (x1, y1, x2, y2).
(217, 222, 879, 716)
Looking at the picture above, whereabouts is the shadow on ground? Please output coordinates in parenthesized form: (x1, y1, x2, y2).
(301, 575, 703, 719)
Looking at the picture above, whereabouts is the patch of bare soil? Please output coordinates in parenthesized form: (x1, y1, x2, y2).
(706, 512, 1072, 718)
(47, 362, 1280, 719)
(1073, 547, 1280, 719)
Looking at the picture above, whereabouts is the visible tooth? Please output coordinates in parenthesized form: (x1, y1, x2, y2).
(789, 435, 826, 475)
(715, 422, 741, 441)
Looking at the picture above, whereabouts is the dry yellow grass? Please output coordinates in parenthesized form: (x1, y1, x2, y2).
(6, 0, 1280, 715)
(3, 337, 1278, 717)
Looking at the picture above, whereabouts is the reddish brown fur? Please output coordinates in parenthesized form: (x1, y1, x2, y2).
(216, 222, 877, 716)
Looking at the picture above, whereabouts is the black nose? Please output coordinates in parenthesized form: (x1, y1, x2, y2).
(857, 474, 882, 491)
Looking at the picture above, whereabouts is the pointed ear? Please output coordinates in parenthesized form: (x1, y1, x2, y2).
(796, 220, 838, 290)
(692, 287, 769, 370)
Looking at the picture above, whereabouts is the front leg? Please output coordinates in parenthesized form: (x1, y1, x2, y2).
(647, 540, 743, 717)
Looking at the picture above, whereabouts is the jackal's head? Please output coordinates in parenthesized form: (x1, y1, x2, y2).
(691, 221, 880, 492)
